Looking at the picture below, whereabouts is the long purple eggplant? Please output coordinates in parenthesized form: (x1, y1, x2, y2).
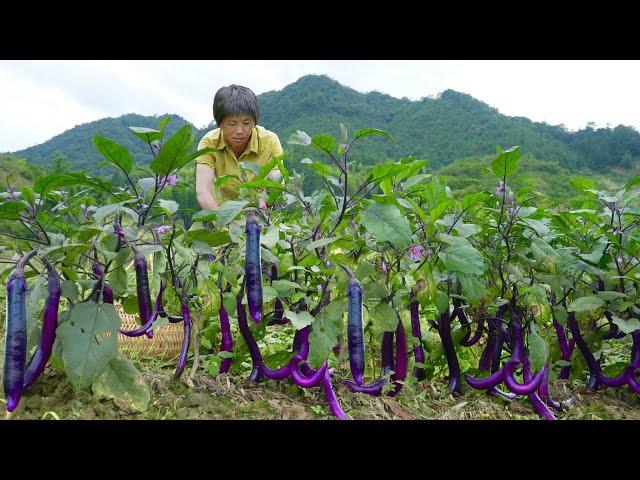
(523, 357, 556, 420)
(23, 261, 60, 389)
(219, 303, 234, 373)
(236, 288, 264, 382)
(389, 319, 408, 397)
(171, 296, 191, 381)
(245, 214, 263, 323)
(340, 265, 365, 386)
(134, 249, 154, 339)
(3, 250, 36, 412)
(343, 330, 394, 396)
(409, 299, 426, 380)
(567, 310, 601, 390)
(437, 308, 462, 394)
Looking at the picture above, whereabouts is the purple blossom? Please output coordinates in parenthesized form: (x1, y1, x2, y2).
(380, 260, 388, 273)
(495, 180, 506, 196)
(349, 220, 357, 229)
(158, 174, 178, 187)
(507, 208, 515, 216)
(154, 225, 170, 234)
(165, 174, 178, 185)
(117, 230, 126, 239)
(409, 245, 424, 262)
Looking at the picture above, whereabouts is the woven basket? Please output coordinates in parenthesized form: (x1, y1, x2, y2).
(115, 302, 184, 359)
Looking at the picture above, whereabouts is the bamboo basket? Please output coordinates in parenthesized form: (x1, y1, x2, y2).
(115, 301, 183, 359)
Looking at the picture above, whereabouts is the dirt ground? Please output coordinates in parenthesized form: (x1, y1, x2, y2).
(4, 357, 640, 420)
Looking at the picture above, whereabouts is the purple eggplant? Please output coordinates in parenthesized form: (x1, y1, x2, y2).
(171, 296, 191, 381)
(245, 214, 263, 323)
(3, 250, 36, 412)
(134, 249, 154, 339)
(340, 265, 365, 386)
(236, 289, 264, 382)
(437, 308, 462, 394)
(409, 300, 426, 380)
(219, 303, 234, 373)
(389, 320, 408, 397)
(23, 261, 61, 389)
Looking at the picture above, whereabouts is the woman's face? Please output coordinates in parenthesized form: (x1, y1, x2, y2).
(220, 114, 255, 152)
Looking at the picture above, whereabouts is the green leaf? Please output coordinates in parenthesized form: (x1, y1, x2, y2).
(129, 127, 161, 143)
(57, 302, 120, 389)
(238, 179, 287, 190)
(439, 244, 484, 275)
(223, 292, 236, 316)
(305, 237, 340, 253)
(364, 282, 389, 300)
(288, 130, 312, 146)
(0, 201, 25, 220)
(308, 300, 344, 369)
(192, 209, 217, 223)
(459, 273, 484, 303)
(260, 224, 280, 249)
(435, 290, 450, 314)
(528, 323, 549, 371)
(570, 177, 597, 192)
(553, 305, 568, 327)
(611, 316, 640, 334)
(150, 124, 194, 175)
(370, 303, 398, 332)
(93, 135, 134, 174)
(216, 200, 248, 226)
(311, 134, 337, 154)
(238, 161, 262, 177)
(285, 309, 315, 330)
(625, 175, 640, 192)
(42, 243, 92, 262)
(92, 353, 150, 412)
(137, 177, 156, 196)
(61, 280, 79, 302)
(491, 146, 521, 179)
(404, 174, 432, 189)
(262, 286, 278, 303)
(567, 296, 605, 312)
(271, 280, 305, 296)
(597, 291, 628, 302)
(361, 202, 412, 248)
(158, 199, 179, 215)
(356, 260, 376, 280)
(354, 128, 395, 141)
(461, 192, 490, 210)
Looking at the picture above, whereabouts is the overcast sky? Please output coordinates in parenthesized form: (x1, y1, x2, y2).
(1, 60, 639, 152)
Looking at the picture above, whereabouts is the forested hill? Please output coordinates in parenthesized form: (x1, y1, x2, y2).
(10, 74, 640, 174)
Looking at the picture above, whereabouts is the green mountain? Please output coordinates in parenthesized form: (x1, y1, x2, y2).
(9, 74, 640, 187)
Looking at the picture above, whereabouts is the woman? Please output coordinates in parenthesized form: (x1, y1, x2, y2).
(195, 84, 282, 211)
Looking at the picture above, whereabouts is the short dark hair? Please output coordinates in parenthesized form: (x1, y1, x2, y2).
(213, 85, 260, 126)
